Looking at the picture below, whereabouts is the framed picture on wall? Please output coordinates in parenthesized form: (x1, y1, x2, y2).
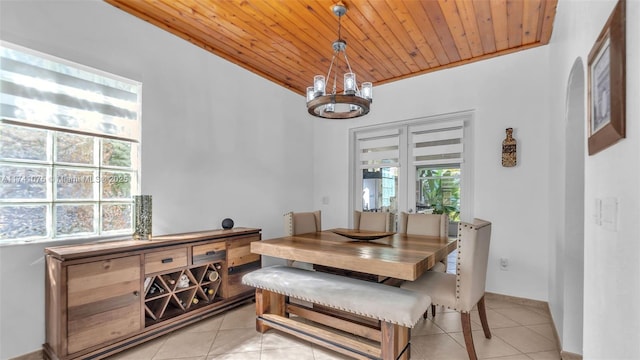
(587, 0, 626, 156)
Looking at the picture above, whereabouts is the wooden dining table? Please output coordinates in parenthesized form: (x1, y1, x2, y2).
(250, 228, 457, 281)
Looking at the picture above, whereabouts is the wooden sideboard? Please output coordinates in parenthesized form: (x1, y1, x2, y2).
(43, 228, 261, 360)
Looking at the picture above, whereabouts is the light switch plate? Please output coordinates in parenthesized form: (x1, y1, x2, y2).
(601, 197, 618, 232)
(593, 198, 602, 225)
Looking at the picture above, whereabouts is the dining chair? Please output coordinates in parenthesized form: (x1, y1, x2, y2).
(284, 210, 321, 236)
(400, 211, 449, 270)
(283, 210, 321, 270)
(400, 211, 448, 238)
(400, 211, 449, 317)
(401, 219, 492, 360)
(353, 210, 392, 232)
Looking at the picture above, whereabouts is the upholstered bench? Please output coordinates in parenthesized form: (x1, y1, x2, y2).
(242, 265, 431, 360)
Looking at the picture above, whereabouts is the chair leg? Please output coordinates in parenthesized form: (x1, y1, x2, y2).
(431, 304, 436, 317)
(477, 295, 492, 339)
(461, 312, 478, 360)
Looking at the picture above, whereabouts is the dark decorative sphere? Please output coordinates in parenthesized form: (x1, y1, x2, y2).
(221, 218, 234, 230)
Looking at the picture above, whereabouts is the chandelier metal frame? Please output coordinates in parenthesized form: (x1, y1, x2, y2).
(306, 2, 372, 119)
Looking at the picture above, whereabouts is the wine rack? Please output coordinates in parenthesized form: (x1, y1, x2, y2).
(144, 262, 223, 325)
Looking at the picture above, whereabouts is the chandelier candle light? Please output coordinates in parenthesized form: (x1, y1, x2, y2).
(306, 2, 372, 119)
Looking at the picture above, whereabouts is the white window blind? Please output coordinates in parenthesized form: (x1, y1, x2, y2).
(356, 128, 400, 169)
(0, 42, 140, 141)
(409, 120, 464, 166)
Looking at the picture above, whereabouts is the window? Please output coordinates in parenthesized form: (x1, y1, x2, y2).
(409, 119, 464, 224)
(0, 42, 141, 243)
(416, 167, 460, 222)
(351, 112, 473, 232)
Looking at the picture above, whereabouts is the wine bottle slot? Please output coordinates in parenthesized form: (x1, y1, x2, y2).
(177, 274, 189, 288)
(147, 283, 165, 295)
(206, 270, 219, 282)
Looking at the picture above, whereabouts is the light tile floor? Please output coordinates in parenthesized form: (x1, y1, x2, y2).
(108, 295, 561, 360)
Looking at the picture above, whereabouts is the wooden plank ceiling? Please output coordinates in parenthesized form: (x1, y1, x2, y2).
(105, 0, 557, 96)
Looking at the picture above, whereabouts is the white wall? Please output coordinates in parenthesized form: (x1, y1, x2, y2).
(547, 0, 640, 358)
(0, 1, 312, 358)
(2, 1, 638, 359)
(311, 46, 552, 301)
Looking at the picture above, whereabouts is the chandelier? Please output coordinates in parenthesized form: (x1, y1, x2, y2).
(306, 2, 372, 119)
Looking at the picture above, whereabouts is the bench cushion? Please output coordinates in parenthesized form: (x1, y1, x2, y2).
(242, 265, 430, 327)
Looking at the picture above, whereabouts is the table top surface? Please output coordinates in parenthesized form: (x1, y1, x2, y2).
(251, 229, 456, 281)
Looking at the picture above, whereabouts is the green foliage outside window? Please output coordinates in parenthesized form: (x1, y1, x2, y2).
(419, 168, 460, 222)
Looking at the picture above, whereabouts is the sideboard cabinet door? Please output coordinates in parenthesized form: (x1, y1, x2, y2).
(66, 255, 143, 354)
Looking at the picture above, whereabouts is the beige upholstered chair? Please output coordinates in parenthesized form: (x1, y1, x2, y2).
(401, 219, 492, 360)
(400, 212, 448, 238)
(353, 210, 392, 232)
(284, 210, 321, 236)
(283, 210, 321, 270)
(399, 212, 449, 317)
(400, 212, 449, 271)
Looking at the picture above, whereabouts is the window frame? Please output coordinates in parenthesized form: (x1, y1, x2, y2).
(0, 41, 141, 245)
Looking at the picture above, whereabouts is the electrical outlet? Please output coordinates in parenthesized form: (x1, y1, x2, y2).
(500, 258, 509, 271)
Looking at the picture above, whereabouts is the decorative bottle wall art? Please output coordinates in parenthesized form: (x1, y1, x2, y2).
(502, 128, 517, 167)
(133, 195, 152, 240)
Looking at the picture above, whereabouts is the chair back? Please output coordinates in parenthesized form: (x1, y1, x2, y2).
(353, 211, 392, 232)
(284, 210, 322, 235)
(456, 219, 492, 312)
(399, 212, 448, 237)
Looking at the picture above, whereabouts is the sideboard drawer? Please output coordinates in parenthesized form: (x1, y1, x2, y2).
(145, 248, 187, 274)
(192, 241, 226, 265)
(227, 235, 261, 267)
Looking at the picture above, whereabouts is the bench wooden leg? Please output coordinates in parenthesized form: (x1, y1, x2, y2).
(380, 321, 410, 360)
(255, 289, 285, 333)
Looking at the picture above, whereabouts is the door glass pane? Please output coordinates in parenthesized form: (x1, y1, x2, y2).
(55, 204, 95, 236)
(0, 124, 48, 162)
(54, 168, 97, 200)
(0, 165, 49, 200)
(0, 204, 48, 240)
(55, 133, 95, 165)
(101, 203, 131, 232)
(416, 167, 460, 222)
(362, 167, 398, 229)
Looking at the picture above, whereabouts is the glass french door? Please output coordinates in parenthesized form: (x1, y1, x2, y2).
(353, 127, 403, 230)
(352, 113, 470, 232)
